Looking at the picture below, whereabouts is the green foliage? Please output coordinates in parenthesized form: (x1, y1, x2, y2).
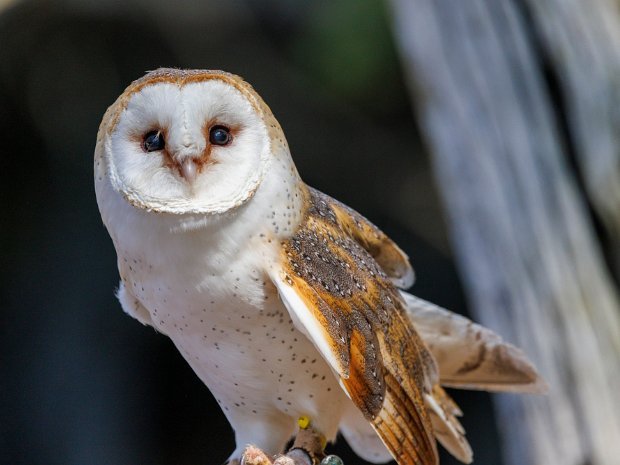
(291, 0, 406, 116)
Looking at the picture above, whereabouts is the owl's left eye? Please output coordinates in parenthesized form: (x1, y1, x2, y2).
(209, 125, 232, 146)
(143, 131, 165, 152)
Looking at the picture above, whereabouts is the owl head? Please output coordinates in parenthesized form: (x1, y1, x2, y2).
(95, 68, 291, 215)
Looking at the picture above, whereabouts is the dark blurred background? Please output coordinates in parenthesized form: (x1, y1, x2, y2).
(1, 1, 503, 464)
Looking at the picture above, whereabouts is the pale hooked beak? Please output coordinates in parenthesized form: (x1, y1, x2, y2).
(180, 158, 198, 184)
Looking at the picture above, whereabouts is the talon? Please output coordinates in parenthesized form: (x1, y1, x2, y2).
(292, 449, 314, 465)
(273, 455, 296, 465)
(241, 445, 273, 465)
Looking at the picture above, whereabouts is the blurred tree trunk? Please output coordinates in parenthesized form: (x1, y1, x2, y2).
(387, 1, 620, 465)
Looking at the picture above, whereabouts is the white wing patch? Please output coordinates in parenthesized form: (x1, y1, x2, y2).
(270, 271, 349, 379)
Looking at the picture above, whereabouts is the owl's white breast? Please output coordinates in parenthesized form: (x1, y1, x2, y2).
(95, 154, 348, 440)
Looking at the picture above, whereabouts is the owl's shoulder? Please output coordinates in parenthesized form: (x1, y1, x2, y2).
(287, 187, 414, 290)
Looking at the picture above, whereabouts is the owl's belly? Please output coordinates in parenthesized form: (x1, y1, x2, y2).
(136, 273, 347, 439)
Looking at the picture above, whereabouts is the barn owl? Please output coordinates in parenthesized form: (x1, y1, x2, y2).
(95, 69, 544, 465)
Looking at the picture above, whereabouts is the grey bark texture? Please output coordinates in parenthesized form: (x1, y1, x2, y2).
(387, 1, 620, 465)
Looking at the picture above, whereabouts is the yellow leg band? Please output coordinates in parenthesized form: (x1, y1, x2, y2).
(297, 415, 311, 429)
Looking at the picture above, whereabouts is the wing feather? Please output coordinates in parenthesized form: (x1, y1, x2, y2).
(424, 386, 472, 463)
(272, 187, 439, 465)
(272, 275, 350, 378)
(371, 371, 437, 465)
(282, 194, 543, 464)
(402, 292, 546, 393)
(326, 192, 415, 288)
(339, 403, 394, 463)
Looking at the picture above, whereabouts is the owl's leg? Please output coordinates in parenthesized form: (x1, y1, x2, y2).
(235, 425, 341, 465)
(226, 413, 296, 464)
(280, 425, 327, 464)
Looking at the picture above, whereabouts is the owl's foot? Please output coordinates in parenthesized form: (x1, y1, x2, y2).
(273, 449, 309, 465)
(240, 445, 272, 465)
(241, 444, 310, 465)
(284, 426, 326, 464)
(241, 427, 339, 465)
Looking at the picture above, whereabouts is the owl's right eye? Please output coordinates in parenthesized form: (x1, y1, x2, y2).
(143, 131, 165, 152)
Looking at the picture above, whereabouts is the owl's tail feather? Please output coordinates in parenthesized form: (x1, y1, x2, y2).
(341, 383, 473, 464)
(401, 292, 547, 394)
(424, 386, 472, 463)
(339, 402, 394, 464)
(370, 371, 438, 465)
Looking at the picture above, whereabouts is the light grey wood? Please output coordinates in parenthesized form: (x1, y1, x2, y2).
(387, 1, 620, 464)
(523, 0, 620, 273)
(526, 0, 620, 231)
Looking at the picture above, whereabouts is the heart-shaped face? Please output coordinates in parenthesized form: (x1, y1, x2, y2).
(99, 69, 277, 215)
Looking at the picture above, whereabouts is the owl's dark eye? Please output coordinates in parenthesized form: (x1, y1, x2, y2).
(209, 125, 231, 146)
(143, 131, 165, 152)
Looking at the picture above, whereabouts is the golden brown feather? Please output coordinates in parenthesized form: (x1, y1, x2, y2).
(279, 187, 441, 465)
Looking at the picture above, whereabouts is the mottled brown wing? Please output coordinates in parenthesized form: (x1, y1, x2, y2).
(271, 188, 438, 465)
(320, 189, 415, 289)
